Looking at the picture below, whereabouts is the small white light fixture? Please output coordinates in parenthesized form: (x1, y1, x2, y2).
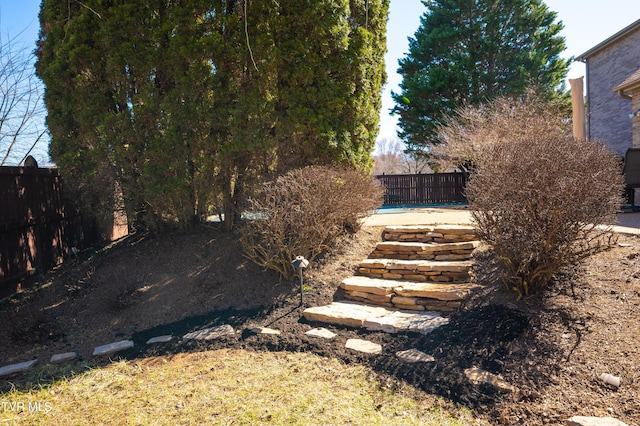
(291, 256, 309, 306)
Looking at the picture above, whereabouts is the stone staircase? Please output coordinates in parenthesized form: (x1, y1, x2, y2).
(303, 225, 481, 334)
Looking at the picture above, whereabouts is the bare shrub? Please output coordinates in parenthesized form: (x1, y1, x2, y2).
(432, 88, 569, 171)
(435, 90, 624, 298)
(239, 165, 384, 279)
(466, 134, 624, 298)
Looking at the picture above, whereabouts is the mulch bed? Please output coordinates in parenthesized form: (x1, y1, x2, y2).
(1, 223, 639, 425)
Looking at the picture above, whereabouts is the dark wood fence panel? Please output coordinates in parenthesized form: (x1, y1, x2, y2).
(376, 173, 467, 205)
(0, 166, 95, 298)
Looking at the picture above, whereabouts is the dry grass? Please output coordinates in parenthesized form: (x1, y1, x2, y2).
(2, 349, 482, 425)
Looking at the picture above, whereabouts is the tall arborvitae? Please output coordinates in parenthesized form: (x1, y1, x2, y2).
(273, 0, 388, 172)
(36, 0, 388, 231)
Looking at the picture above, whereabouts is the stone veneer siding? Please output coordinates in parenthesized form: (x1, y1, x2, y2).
(585, 26, 640, 155)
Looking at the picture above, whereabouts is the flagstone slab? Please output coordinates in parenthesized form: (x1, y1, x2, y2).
(358, 259, 388, 269)
(565, 416, 629, 426)
(433, 225, 477, 235)
(360, 259, 472, 272)
(146, 335, 174, 344)
(93, 340, 134, 356)
(375, 241, 479, 253)
(0, 359, 38, 377)
(50, 352, 77, 364)
(384, 225, 439, 233)
(250, 327, 281, 335)
(303, 301, 392, 328)
(183, 324, 235, 341)
(305, 327, 337, 339)
(394, 282, 479, 300)
(396, 348, 435, 363)
(364, 310, 449, 334)
(345, 290, 393, 304)
(341, 276, 397, 295)
(383, 224, 476, 233)
(345, 338, 382, 354)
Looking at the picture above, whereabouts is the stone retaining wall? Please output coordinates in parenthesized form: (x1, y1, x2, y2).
(340, 276, 478, 312)
(358, 259, 472, 282)
(369, 241, 479, 261)
(382, 225, 477, 243)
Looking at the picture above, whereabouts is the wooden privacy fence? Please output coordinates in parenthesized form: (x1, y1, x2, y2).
(375, 172, 468, 206)
(0, 165, 96, 298)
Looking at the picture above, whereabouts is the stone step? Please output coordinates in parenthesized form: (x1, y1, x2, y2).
(369, 240, 480, 261)
(382, 225, 477, 243)
(358, 258, 473, 282)
(303, 301, 393, 328)
(340, 276, 479, 312)
(303, 301, 448, 335)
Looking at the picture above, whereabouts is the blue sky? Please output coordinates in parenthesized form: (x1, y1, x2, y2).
(0, 0, 638, 161)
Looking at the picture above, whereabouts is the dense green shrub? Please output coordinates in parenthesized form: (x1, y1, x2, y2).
(239, 165, 384, 280)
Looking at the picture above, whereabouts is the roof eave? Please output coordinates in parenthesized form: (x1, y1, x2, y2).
(576, 18, 640, 62)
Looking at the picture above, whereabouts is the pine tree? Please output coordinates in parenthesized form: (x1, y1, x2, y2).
(393, 0, 570, 156)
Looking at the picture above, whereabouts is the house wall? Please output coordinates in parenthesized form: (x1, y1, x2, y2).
(585, 26, 640, 155)
(634, 89, 640, 148)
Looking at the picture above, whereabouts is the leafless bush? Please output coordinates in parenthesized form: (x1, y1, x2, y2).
(239, 165, 384, 279)
(432, 89, 569, 171)
(466, 134, 624, 298)
(434, 90, 624, 298)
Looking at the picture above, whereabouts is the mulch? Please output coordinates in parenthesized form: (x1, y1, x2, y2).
(1, 223, 639, 425)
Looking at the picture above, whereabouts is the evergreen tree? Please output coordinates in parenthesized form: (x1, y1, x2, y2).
(36, 0, 388, 231)
(273, 0, 388, 171)
(393, 0, 570, 156)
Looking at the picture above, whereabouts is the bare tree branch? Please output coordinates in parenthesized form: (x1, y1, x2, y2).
(0, 33, 49, 166)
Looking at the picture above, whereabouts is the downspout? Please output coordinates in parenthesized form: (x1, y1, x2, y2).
(617, 89, 633, 100)
(582, 58, 591, 141)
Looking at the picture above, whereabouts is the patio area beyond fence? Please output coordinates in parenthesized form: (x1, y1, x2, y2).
(375, 172, 467, 206)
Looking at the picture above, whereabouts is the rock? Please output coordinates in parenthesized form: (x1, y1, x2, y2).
(344, 290, 393, 304)
(434, 254, 472, 261)
(392, 296, 421, 305)
(303, 301, 392, 328)
(0, 359, 38, 377)
(565, 416, 629, 426)
(600, 373, 621, 387)
(305, 328, 337, 339)
(345, 338, 382, 354)
(464, 367, 518, 393)
(183, 324, 235, 340)
(392, 303, 425, 311)
(394, 282, 478, 300)
(415, 260, 473, 272)
(364, 310, 448, 334)
(358, 259, 387, 269)
(433, 225, 476, 235)
(93, 340, 134, 356)
(146, 335, 174, 344)
(341, 276, 396, 295)
(50, 352, 77, 364)
(250, 327, 281, 335)
(395, 348, 435, 363)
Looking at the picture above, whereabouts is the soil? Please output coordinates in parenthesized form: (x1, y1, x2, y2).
(1, 221, 639, 425)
